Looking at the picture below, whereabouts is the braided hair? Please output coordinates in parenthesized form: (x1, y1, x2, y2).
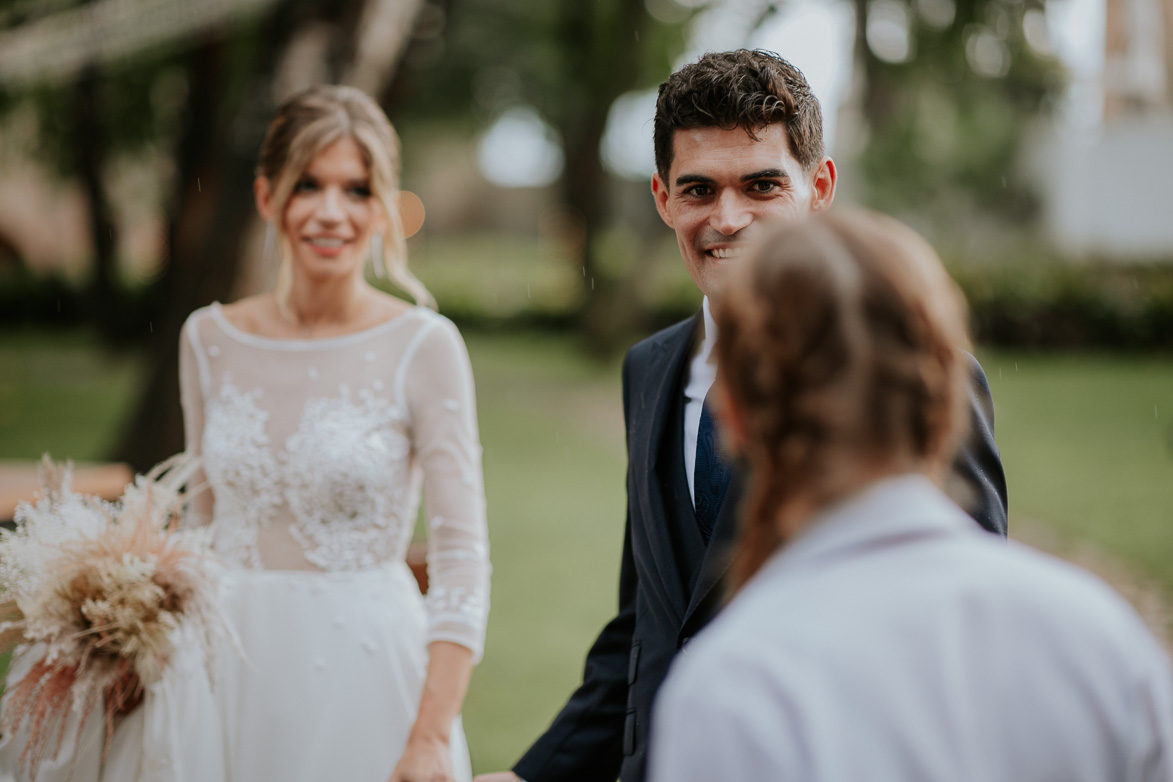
(712, 210, 971, 590)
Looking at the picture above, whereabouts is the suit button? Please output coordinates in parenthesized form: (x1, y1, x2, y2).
(679, 636, 693, 653)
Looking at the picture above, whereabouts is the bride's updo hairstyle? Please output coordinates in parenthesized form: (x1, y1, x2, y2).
(257, 84, 435, 309)
(714, 209, 971, 590)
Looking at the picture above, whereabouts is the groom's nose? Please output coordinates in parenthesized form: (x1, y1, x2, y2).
(709, 191, 753, 236)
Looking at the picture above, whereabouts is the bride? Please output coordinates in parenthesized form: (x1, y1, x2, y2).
(181, 84, 490, 782)
(1, 84, 489, 782)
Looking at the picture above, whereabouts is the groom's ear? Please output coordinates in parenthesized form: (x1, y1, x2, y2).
(651, 173, 674, 228)
(808, 156, 837, 213)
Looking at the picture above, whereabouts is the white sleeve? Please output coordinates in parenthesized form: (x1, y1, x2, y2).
(650, 655, 805, 782)
(402, 317, 490, 661)
(179, 315, 213, 526)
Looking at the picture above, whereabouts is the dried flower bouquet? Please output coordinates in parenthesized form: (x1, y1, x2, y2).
(0, 454, 233, 779)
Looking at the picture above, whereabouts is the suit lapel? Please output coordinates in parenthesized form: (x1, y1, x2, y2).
(630, 314, 700, 620)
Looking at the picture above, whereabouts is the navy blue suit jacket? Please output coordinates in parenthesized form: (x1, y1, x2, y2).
(513, 313, 1008, 782)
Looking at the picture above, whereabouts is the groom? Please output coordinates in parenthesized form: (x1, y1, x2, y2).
(478, 50, 1007, 782)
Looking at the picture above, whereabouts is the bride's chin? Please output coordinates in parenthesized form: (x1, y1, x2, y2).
(292, 254, 364, 280)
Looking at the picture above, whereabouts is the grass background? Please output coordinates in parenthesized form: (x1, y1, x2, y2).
(979, 351, 1173, 593)
(1, 331, 1172, 772)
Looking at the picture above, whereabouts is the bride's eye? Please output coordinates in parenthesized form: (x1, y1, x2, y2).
(293, 178, 318, 193)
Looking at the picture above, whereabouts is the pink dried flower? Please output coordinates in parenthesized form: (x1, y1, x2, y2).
(0, 454, 235, 780)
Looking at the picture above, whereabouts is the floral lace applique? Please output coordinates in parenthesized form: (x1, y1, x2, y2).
(201, 380, 281, 569)
(426, 585, 489, 629)
(203, 382, 414, 571)
(284, 388, 413, 570)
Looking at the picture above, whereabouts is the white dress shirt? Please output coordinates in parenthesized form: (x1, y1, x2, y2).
(683, 297, 719, 505)
(650, 474, 1173, 782)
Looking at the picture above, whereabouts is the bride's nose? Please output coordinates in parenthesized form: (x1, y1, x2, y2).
(315, 187, 346, 224)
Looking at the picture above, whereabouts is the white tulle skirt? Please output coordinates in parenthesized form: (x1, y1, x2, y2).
(0, 562, 470, 782)
(215, 563, 471, 782)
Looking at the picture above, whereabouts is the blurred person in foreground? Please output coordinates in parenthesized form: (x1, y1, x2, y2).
(650, 209, 1173, 782)
(477, 50, 1006, 782)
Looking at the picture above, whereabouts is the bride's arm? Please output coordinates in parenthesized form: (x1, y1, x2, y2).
(392, 315, 491, 781)
(390, 641, 474, 782)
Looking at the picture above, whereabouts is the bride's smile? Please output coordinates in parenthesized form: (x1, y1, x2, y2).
(258, 134, 385, 282)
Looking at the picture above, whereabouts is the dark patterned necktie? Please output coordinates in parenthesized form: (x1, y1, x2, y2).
(693, 394, 732, 544)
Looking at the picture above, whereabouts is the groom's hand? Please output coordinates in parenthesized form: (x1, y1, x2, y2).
(473, 773, 523, 782)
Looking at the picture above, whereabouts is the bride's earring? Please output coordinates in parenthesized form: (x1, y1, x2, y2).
(370, 232, 387, 279)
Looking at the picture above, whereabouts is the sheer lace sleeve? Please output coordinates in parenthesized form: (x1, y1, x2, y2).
(401, 315, 490, 661)
(179, 313, 214, 527)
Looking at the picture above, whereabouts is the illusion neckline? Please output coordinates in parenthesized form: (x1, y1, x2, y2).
(209, 301, 425, 351)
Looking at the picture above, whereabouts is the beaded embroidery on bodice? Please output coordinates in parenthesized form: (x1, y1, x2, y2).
(201, 380, 414, 571)
(180, 303, 490, 656)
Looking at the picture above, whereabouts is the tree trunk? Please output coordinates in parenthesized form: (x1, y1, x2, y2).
(559, 0, 652, 355)
(114, 3, 305, 471)
(345, 0, 428, 97)
(75, 63, 121, 337)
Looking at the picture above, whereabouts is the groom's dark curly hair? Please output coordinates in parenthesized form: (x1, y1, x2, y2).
(653, 49, 825, 178)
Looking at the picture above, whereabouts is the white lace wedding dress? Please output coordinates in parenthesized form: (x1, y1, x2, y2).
(0, 303, 490, 782)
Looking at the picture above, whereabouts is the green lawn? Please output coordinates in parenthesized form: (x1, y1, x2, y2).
(0, 330, 144, 462)
(459, 333, 626, 772)
(980, 351, 1173, 592)
(2, 331, 1172, 771)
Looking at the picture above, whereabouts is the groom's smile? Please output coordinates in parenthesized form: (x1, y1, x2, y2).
(651, 123, 835, 300)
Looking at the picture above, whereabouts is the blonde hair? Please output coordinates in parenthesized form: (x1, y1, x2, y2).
(713, 209, 971, 590)
(257, 84, 435, 310)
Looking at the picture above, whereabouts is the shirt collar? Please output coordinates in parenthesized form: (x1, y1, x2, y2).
(755, 474, 978, 582)
(698, 296, 718, 368)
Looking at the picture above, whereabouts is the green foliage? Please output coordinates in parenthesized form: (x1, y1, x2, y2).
(0, 6, 274, 181)
(3, 56, 176, 181)
(400, 230, 698, 335)
(0, 264, 164, 339)
(405, 233, 586, 321)
(402, 231, 1173, 353)
(857, 0, 1067, 223)
(395, 0, 687, 127)
(950, 257, 1173, 350)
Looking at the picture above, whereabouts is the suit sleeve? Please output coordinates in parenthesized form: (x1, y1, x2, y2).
(512, 351, 641, 782)
(945, 352, 1008, 536)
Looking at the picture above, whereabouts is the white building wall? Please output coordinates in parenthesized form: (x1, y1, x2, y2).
(1036, 114, 1173, 259)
